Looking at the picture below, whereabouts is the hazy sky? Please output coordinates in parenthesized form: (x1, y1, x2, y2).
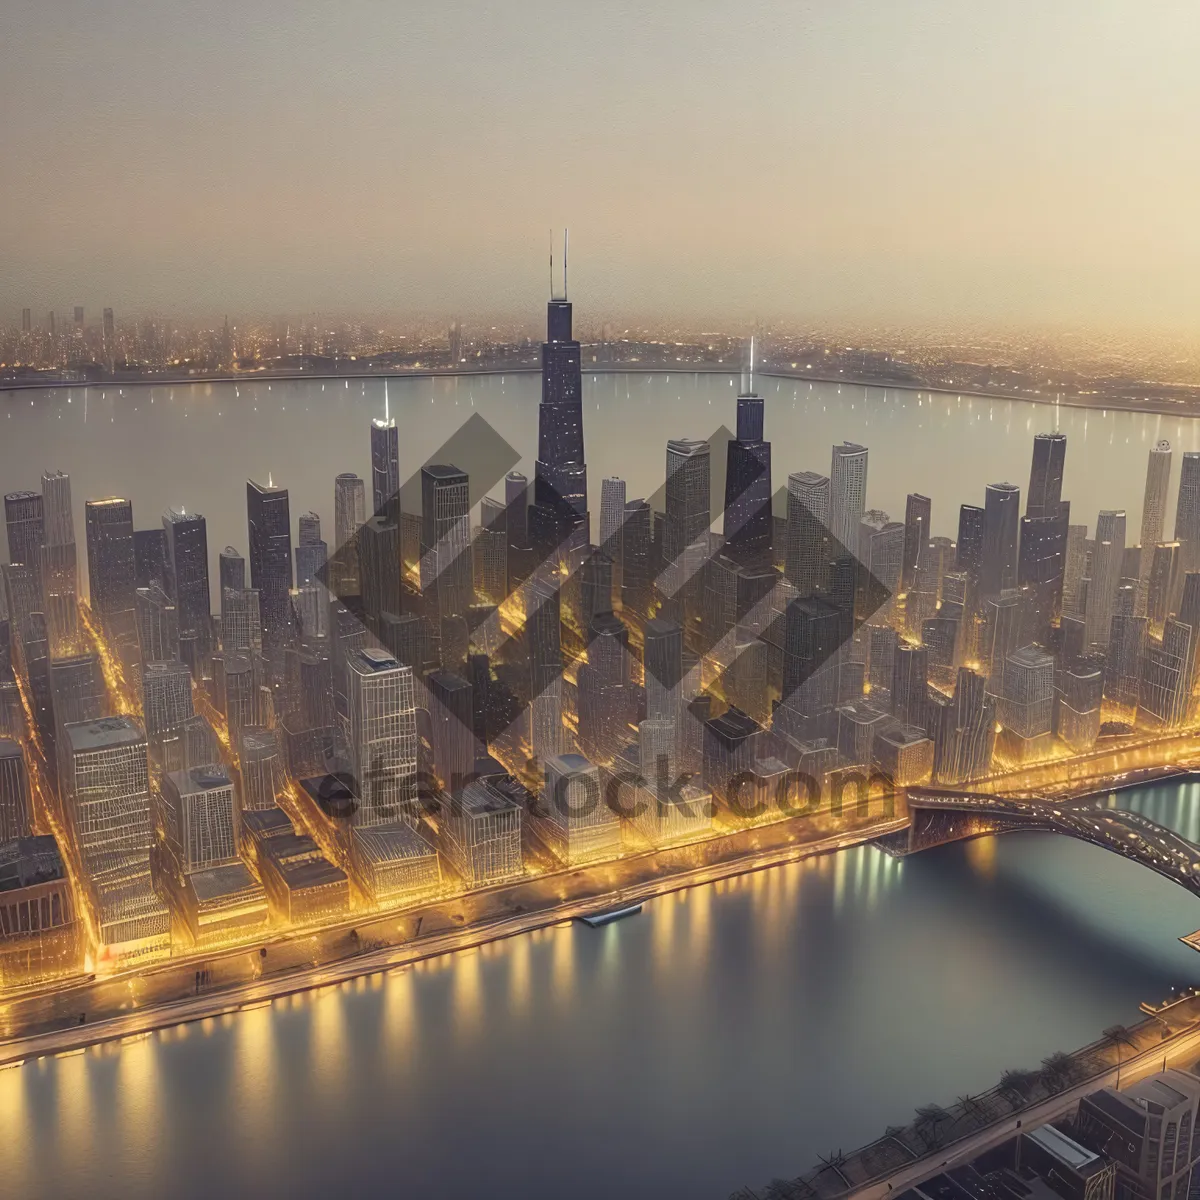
(3, 0, 1199, 331)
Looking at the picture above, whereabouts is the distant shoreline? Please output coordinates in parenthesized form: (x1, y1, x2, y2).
(2, 365, 1198, 421)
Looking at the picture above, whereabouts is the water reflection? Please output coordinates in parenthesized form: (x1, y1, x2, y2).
(4, 784, 1200, 1199)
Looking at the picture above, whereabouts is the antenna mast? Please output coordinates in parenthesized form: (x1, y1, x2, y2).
(549, 229, 554, 300)
(563, 228, 569, 299)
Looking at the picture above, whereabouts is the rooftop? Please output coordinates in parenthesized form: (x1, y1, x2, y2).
(353, 822, 437, 863)
(189, 862, 263, 904)
(1024, 1124, 1101, 1172)
(64, 714, 145, 754)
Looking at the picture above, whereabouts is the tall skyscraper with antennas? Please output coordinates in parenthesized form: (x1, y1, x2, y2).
(529, 230, 588, 559)
(724, 339, 772, 569)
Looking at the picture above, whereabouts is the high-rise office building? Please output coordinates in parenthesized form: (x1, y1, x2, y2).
(1105, 612, 1147, 717)
(420, 464, 472, 623)
(1140, 618, 1193, 729)
(1057, 657, 1103, 753)
(102, 307, 115, 363)
(644, 617, 683, 726)
(527, 575, 564, 761)
(1083, 510, 1127, 649)
(504, 471, 529, 553)
(427, 670, 474, 792)
(246, 479, 293, 654)
(1138, 440, 1172, 612)
(931, 667, 995, 784)
(1062, 523, 1089, 617)
(473, 496, 507, 605)
(333, 473, 366, 596)
(0, 739, 32, 843)
(343, 646, 418, 828)
(41, 470, 73, 547)
(956, 504, 985, 574)
(902, 494, 931, 590)
(1148, 541, 1181, 634)
(1175, 453, 1200, 545)
(577, 612, 632, 767)
(85, 498, 136, 634)
(599, 476, 627, 567)
(162, 509, 210, 671)
(295, 513, 327, 589)
(1018, 504, 1070, 641)
(980, 482, 1021, 596)
(662, 438, 710, 611)
(534, 752, 620, 865)
(829, 442, 868, 555)
(4, 491, 44, 568)
(133, 527, 166, 590)
(779, 595, 842, 737)
(891, 644, 928, 731)
(370, 418, 400, 523)
(141, 659, 194, 737)
(620, 499, 652, 618)
(159, 765, 240, 873)
(49, 654, 106, 735)
(60, 715, 152, 871)
(785, 471, 830, 596)
(21, 308, 31, 334)
(1026, 432, 1067, 521)
(724, 391, 772, 566)
(998, 645, 1056, 763)
(530, 244, 589, 555)
(135, 584, 180, 664)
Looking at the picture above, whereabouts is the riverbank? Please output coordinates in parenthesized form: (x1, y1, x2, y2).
(0, 807, 905, 1067)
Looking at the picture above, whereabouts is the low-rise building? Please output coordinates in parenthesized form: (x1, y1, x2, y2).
(441, 778, 523, 887)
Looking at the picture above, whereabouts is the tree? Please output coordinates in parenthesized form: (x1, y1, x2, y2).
(914, 1104, 951, 1150)
(1103, 1024, 1138, 1085)
(1040, 1051, 1080, 1093)
(999, 1068, 1038, 1105)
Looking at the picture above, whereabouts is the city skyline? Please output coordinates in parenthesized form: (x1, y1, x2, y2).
(4, 3, 1200, 335)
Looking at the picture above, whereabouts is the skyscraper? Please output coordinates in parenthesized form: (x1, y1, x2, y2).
(0, 739, 33, 843)
(4, 491, 44, 567)
(662, 438, 710, 614)
(1138, 440, 1173, 613)
(133, 527, 166, 590)
(427, 670, 475, 792)
(577, 611, 633, 767)
(1018, 503, 1069, 641)
(620, 499, 652, 619)
(902, 494, 931, 590)
(141, 660, 195, 737)
(1026, 432, 1067, 521)
(785, 471, 830, 596)
(998, 645, 1056, 763)
(829, 442, 868, 555)
(1083, 510, 1127, 649)
(159, 765, 240, 873)
(644, 617, 683, 726)
(343, 646, 418, 828)
(333, 472, 366, 596)
(530, 237, 588, 556)
(724, 390, 772, 566)
(39, 470, 80, 656)
(246, 479, 294, 655)
(162, 509, 210, 673)
(598, 476, 627, 603)
(1176, 453, 1200, 544)
(370, 418, 400, 523)
(980, 482, 1021, 596)
(420, 464, 472, 624)
(295, 512, 327, 589)
(85, 498, 136, 635)
(40, 470, 73, 547)
(527, 575, 564, 762)
(956, 504, 985, 573)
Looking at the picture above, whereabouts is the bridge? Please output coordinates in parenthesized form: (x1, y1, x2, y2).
(886, 787, 1200, 896)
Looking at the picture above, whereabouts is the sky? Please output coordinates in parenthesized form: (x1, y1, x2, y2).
(2, 0, 1199, 332)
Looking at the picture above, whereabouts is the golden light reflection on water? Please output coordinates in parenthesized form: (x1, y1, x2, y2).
(451, 949, 483, 1039)
(508, 934, 531, 1016)
(0, 1065, 30, 1192)
(965, 837, 998, 880)
(230, 1005, 279, 1154)
(310, 987, 349, 1103)
(688, 884, 711, 969)
(550, 924, 576, 1004)
(52, 1053, 94, 1183)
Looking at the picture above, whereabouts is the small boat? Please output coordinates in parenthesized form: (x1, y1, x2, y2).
(578, 902, 643, 928)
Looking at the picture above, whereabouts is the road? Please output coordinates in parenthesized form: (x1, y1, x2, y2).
(847, 1019, 1200, 1200)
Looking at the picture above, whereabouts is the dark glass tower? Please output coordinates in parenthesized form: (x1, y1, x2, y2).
(724, 390, 772, 568)
(980, 482, 1021, 597)
(1026, 432, 1067, 521)
(162, 508, 210, 673)
(370, 418, 400, 524)
(956, 504, 985, 573)
(4, 491, 44, 568)
(530, 238, 588, 557)
(84, 498, 136, 633)
(246, 479, 294, 654)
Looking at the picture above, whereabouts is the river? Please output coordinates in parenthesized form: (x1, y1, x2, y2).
(0, 779, 1196, 1199)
